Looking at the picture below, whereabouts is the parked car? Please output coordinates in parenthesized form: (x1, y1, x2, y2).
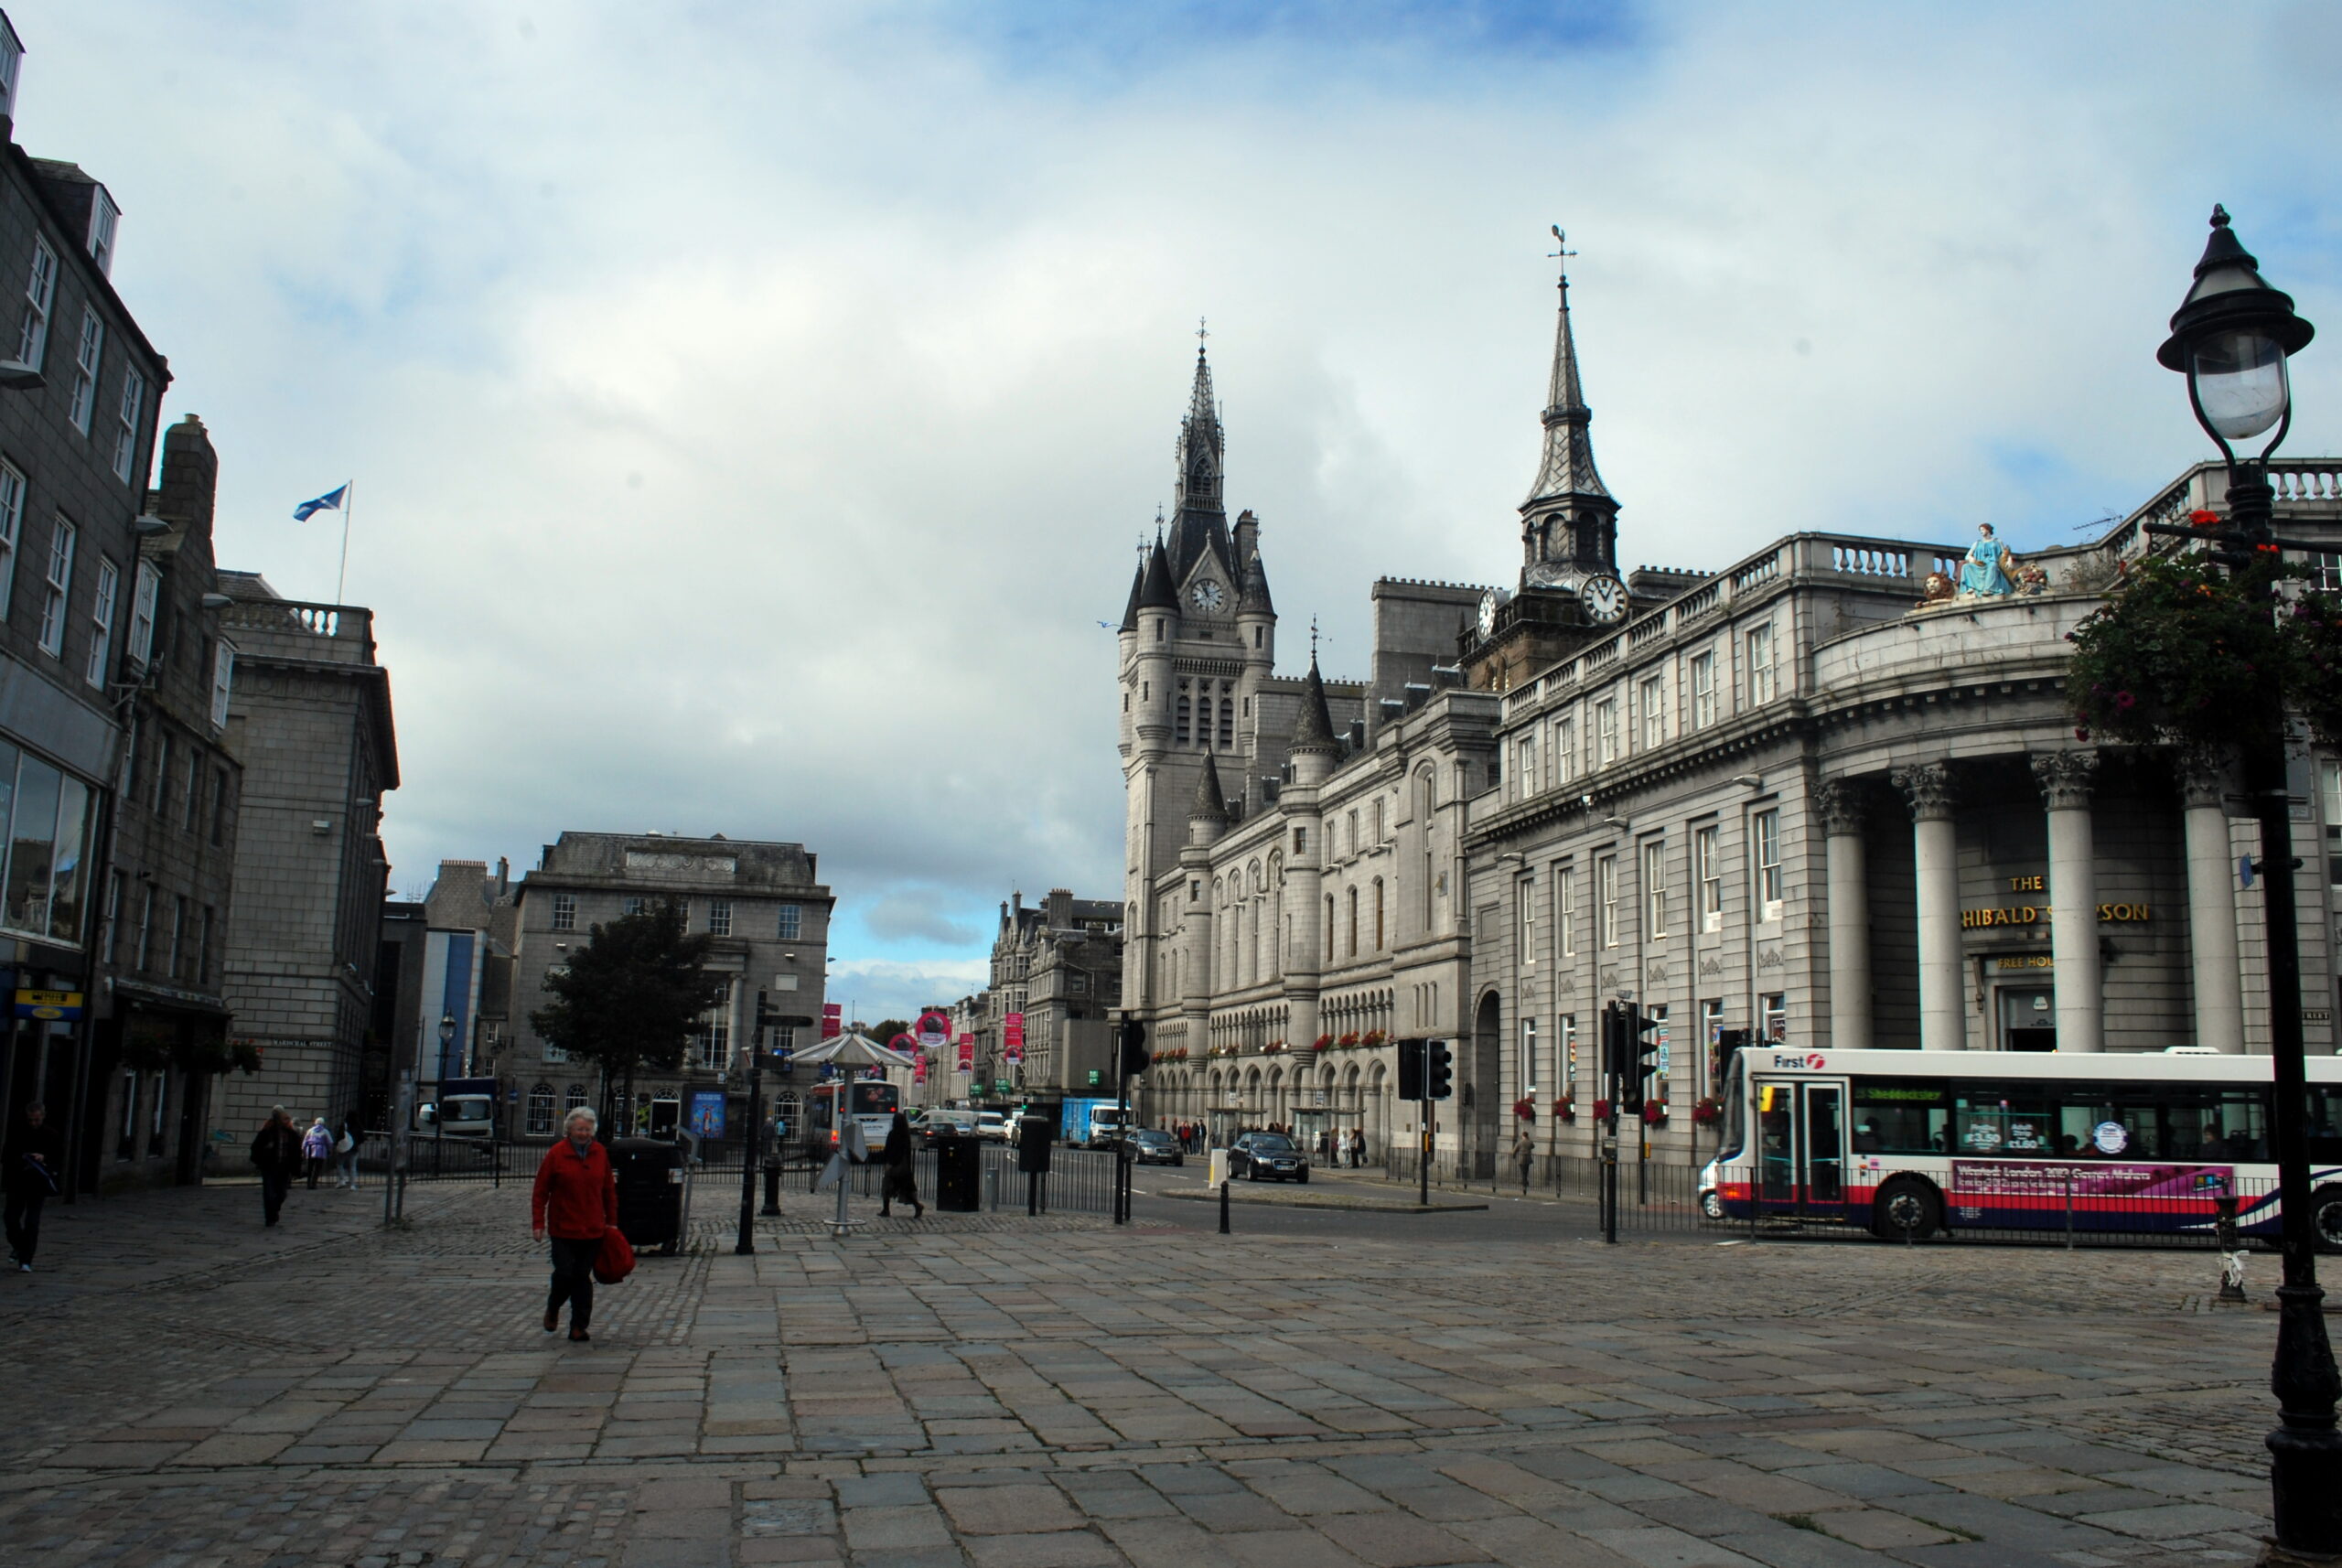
(1123, 1128, 1183, 1166)
(974, 1112, 1011, 1143)
(915, 1110, 979, 1143)
(1229, 1132, 1308, 1183)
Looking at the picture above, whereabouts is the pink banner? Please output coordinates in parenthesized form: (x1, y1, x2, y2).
(1004, 1011, 1024, 1063)
(1950, 1160, 2232, 1201)
(821, 1004, 842, 1040)
(957, 1033, 973, 1072)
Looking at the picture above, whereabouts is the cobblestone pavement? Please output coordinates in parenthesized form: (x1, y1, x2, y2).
(0, 1175, 2293, 1566)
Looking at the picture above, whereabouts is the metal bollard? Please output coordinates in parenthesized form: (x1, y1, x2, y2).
(1219, 1179, 1230, 1235)
(2216, 1195, 2248, 1302)
(762, 1158, 783, 1217)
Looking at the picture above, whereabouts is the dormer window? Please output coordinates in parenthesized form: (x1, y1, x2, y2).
(0, 15, 22, 124)
(87, 187, 118, 277)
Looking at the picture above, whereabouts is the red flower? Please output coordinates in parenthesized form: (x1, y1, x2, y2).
(2189, 509, 2221, 528)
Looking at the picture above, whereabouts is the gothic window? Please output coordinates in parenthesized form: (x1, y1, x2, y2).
(1347, 887, 1359, 959)
(1217, 682, 1234, 747)
(1324, 894, 1334, 962)
(1176, 683, 1191, 744)
(1373, 879, 1385, 950)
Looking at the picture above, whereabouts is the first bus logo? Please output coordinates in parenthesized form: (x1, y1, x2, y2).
(1769, 1052, 1826, 1070)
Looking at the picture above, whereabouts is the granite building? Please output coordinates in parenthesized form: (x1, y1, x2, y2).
(88, 413, 242, 1189)
(968, 888, 1123, 1110)
(500, 832, 832, 1141)
(213, 573, 398, 1141)
(0, 17, 176, 1193)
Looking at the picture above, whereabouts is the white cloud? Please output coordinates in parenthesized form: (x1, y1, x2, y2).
(14, 0, 2342, 992)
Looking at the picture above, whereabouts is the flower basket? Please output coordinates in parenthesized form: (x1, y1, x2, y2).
(1337, 1032, 1360, 1048)
(1512, 1098, 1535, 1122)
(1312, 1034, 1334, 1051)
(1592, 1098, 1610, 1121)
(1262, 1042, 1284, 1054)
(1641, 1101, 1668, 1126)
(1360, 1029, 1386, 1047)
(1691, 1097, 1723, 1125)
(1554, 1096, 1575, 1122)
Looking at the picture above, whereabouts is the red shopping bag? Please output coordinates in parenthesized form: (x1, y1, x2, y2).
(592, 1225, 636, 1285)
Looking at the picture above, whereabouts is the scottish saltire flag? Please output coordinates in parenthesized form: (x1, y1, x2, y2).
(292, 483, 349, 521)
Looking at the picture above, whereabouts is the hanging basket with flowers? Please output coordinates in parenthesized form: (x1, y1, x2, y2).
(1360, 1029, 1387, 1047)
(1641, 1100, 1669, 1126)
(1337, 1031, 1360, 1048)
(1691, 1097, 1723, 1126)
(1312, 1034, 1334, 1051)
(1592, 1098, 1611, 1121)
(1512, 1098, 1535, 1122)
(1554, 1094, 1575, 1122)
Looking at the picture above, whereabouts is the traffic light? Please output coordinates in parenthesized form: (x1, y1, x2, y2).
(1118, 1016, 1152, 1079)
(1397, 1038, 1425, 1101)
(1424, 1039, 1453, 1101)
(1618, 1005, 1661, 1114)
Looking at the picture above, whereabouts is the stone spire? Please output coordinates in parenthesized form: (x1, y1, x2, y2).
(1519, 235, 1620, 580)
(1169, 346, 1233, 583)
(1289, 655, 1339, 755)
(1188, 746, 1230, 823)
(1119, 557, 1146, 632)
(1238, 550, 1274, 614)
(1525, 254, 1608, 509)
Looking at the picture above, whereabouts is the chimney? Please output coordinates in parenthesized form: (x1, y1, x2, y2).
(153, 414, 217, 536)
(1046, 888, 1073, 929)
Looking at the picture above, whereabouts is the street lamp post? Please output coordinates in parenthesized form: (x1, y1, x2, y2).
(2147, 206, 2338, 1563)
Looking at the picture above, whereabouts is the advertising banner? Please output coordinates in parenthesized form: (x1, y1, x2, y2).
(1005, 1012, 1025, 1064)
(821, 1004, 843, 1040)
(957, 1032, 973, 1072)
(889, 1033, 918, 1058)
(917, 1010, 951, 1053)
(1950, 1159, 2232, 1202)
(686, 1090, 727, 1141)
(913, 1052, 928, 1085)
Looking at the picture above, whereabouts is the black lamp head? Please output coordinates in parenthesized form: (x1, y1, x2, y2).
(2157, 205, 2315, 371)
(2158, 206, 2315, 456)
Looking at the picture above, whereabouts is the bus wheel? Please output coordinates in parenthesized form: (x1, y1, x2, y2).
(1872, 1177, 1941, 1241)
(2313, 1186, 2342, 1254)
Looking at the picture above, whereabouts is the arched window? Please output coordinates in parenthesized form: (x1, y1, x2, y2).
(1324, 894, 1335, 962)
(1373, 878, 1385, 950)
(526, 1083, 555, 1136)
(1347, 887, 1359, 958)
(565, 1083, 589, 1112)
(1176, 689, 1192, 744)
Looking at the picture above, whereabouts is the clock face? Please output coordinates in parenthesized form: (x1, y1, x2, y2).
(1477, 589, 1500, 639)
(1189, 580, 1225, 613)
(1580, 574, 1628, 625)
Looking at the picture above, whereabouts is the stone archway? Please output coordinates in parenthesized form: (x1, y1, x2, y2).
(1471, 990, 1503, 1173)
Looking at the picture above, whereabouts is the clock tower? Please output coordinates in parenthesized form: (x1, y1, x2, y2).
(1464, 242, 1638, 692)
(1118, 345, 1278, 1010)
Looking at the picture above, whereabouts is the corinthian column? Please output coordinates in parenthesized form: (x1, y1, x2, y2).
(2032, 749, 2100, 1054)
(1817, 779, 1871, 1052)
(2177, 747, 2245, 1054)
(1893, 763, 1964, 1051)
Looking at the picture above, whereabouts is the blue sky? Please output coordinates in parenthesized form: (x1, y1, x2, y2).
(15, 0, 2342, 1018)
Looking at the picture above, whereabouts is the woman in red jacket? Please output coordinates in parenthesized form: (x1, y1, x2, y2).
(532, 1106, 618, 1343)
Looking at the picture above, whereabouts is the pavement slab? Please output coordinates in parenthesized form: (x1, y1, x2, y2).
(0, 1175, 2284, 1568)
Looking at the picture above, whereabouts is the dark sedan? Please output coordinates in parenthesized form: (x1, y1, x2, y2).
(1229, 1132, 1309, 1183)
(1124, 1129, 1184, 1165)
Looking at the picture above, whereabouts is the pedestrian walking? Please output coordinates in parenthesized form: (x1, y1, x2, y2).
(532, 1106, 618, 1344)
(1349, 1128, 1365, 1168)
(877, 1112, 924, 1219)
(335, 1108, 363, 1189)
(4, 1101, 64, 1273)
(250, 1106, 303, 1226)
(1511, 1122, 1533, 1193)
(301, 1117, 332, 1189)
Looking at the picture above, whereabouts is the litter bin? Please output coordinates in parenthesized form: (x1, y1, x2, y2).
(609, 1136, 689, 1255)
(934, 1133, 981, 1212)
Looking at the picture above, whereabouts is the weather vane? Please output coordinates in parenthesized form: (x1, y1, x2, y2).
(1550, 224, 1576, 282)
(1310, 616, 1320, 660)
(1197, 316, 1209, 349)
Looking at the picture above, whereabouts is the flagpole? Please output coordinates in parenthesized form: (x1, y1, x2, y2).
(334, 481, 354, 606)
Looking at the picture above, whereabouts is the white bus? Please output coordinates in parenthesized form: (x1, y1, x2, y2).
(1702, 1047, 2342, 1244)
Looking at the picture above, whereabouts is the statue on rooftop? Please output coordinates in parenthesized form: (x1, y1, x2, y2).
(1956, 522, 2017, 598)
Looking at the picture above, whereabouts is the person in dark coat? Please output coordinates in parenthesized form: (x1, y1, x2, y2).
(249, 1106, 304, 1227)
(877, 1112, 923, 1219)
(532, 1106, 618, 1343)
(4, 1101, 65, 1272)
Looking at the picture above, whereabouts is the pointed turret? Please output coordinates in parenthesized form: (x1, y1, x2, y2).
(1290, 656, 1338, 756)
(1238, 551, 1274, 614)
(1188, 747, 1230, 824)
(1137, 533, 1178, 612)
(1120, 558, 1146, 632)
(1518, 237, 1621, 581)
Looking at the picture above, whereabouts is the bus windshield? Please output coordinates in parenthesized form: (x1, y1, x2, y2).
(1715, 1054, 1746, 1161)
(849, 1081, 899, 1117)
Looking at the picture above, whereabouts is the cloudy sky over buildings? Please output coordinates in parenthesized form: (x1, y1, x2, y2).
(23, 1, 2342, 1018)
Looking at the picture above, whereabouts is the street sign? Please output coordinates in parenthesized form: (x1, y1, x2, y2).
(13, 989, 81, 1021)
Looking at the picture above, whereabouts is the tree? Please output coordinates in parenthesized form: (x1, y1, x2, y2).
(868, 1019, 912, 1047)
(529, 901, 730, 1129)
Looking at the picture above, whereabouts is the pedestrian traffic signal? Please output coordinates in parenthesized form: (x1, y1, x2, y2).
(1424, 1039, 1453, 1101)
(1397, 1037, 1425, 1101)
(1617, 1005, 1661, 1114)
(1118, 1016, 1152, 1078)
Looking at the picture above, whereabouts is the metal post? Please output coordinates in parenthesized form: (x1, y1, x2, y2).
(2065, 1166, 2074, 1251)
(1418, 1114, 1429, 1208)
(1219, 1177, 1230, 1234)
(735, 1062, 761, 1256)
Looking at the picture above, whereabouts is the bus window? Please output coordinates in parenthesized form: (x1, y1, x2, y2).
(1851, 1079, 1949, 1155)
(1954, 1087, 2052, 1156)
(1716, 1055, 1746, 1160)
(2312, 1089, 2342, 1165)
(850, 1081, 899, 1118)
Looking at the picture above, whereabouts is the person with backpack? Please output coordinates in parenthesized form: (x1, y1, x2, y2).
(301, 1117, 333, 1189)
(4, 1101, 64, 1272)
(531, 1105, 618, 1344)
(250, 1106, 304, 1227)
